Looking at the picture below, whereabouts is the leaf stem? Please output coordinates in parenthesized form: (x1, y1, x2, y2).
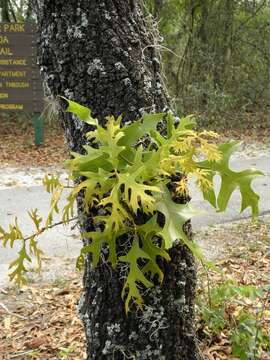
(23, 217, 78, 242)
(119, 153, 134, 166)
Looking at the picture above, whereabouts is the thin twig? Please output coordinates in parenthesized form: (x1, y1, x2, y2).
(234, 0, 267, 37)
(142, 44, 181, 59)
(23, 217, 78, 242)
(201, 261, 212, 308)
(10, 350, 36, 359)
(0, 302, 28, 320)
(119, 154, 134, 166)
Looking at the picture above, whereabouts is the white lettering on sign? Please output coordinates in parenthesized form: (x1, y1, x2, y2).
(0, 47, 13, 55)
(5, 81, 30, 88)
(2, 23, 25, 33)
(0, 36, 9, 44)
(0, 59, 27, 65)
(0, 103, 23, 110)
(0, 70, 26, 77)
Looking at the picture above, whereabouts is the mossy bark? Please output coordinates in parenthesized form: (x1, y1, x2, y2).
(37, 1, 201, 359)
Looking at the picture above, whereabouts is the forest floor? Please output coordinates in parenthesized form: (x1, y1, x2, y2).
(0, 117, 67, 168)
(0, 116, 269, 359)
(0, 217, 269, 359)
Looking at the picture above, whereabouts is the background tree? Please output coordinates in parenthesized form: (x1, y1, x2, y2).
(2, 0, 270, 132)
(0, 0, 34, 22)
(1, 0, 11, 21)
(37, 1, 200, 359)
(10, 0, 34, 21)
(145, 0, 270, 128)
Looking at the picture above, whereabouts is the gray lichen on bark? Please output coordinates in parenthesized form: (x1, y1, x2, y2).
(37, 1, 201, 359)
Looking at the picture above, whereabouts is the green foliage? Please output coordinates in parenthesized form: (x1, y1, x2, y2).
(199, 141, 263, 217)
(198, 281, 270, 359)
(0, 100, 263, 312)
(57, 346, 75, 359)
(0, 211, 44, 285)
(155, 186, 204, 258)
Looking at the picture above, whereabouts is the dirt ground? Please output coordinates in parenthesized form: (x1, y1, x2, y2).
(0, 116, 67, 168)
(0, 217, 269, 359)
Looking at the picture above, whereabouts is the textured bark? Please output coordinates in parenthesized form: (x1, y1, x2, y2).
(37, 1, 200, 359)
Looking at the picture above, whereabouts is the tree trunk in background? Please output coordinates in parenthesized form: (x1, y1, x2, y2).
(214, 0, 235, 88)
(197, 0, 210, 105)
(154, 0, 163, 18)
(1, 0, 10, 22)
(37, 1, 200, 359)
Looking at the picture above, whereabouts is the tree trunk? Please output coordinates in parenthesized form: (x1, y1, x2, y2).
(37, 1, 200, 359)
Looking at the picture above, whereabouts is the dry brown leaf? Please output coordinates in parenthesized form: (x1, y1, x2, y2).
(3, 316, 11, 331)
(24, 336, 49, 349)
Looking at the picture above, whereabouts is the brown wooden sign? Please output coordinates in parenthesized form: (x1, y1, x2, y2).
(0, 23, 43, 112)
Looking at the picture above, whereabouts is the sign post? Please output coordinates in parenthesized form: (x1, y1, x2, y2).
(33, 112, 44, 146)
(0, 23, 44, 145)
